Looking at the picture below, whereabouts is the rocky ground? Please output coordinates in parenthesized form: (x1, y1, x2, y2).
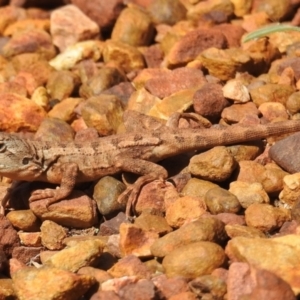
(1, 0, 300, 299)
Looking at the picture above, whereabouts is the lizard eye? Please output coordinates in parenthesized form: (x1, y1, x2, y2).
(22, 157, 30, 165)
(0, 142, 6, 152)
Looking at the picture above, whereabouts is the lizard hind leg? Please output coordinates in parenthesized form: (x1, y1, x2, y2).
(115, 157, 168, 218)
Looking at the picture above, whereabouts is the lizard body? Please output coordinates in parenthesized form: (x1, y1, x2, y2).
(1, 111, 300, 215)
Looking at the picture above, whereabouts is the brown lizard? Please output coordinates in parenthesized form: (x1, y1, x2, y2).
(0, 110, 300, 216)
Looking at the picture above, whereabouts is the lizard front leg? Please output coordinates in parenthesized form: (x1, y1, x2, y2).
(116, 157, 168, 218)
(29, 163, 79, 208)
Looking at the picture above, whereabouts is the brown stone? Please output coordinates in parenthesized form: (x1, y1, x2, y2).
(51, 4, 100, 52)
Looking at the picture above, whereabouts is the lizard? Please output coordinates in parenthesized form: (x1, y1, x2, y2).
(0, 110, 300, 217)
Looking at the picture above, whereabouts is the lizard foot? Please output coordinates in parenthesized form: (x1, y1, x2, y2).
(29, 188, 60, 208)
(118, 174, 165, 219)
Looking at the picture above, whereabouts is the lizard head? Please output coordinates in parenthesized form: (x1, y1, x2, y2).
(0, 133, 43, 180)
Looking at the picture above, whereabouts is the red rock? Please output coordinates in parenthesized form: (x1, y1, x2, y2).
(145, 67, 206, 99)
(152, 275, 189, 299)
(11, 246, 42, 265)
(0, 215, 20, 257)
(227, 262, 295, 300)
(50, 4, 100, 52)
(118, 279, 156, 300)
(167, 29, 227, 66)
(70, 0, 125, 30)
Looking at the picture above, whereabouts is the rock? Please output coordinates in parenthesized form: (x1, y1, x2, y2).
(279, 173, 300, 206)
(147, 0, 186, 25)
(29, 190, 98, 229)
(12, 246, 42, 265)
(221, 102, 259, 123)
(152, 275, 189, 299)
(148, 88, 197, 120)
(12, 53, 54, 86)
(0, 215, 20, 257)
(107, 255, 152, 279)
(12, 266, 96, 300)
(145, 67, 206, 99)
(222, 79, 250, 103)
(119, 223, 159, 258)
(225, 224, 266, 239)
(111, 5, 154, 46)
(50, 4, 100, 52)
(99, 212, 127, 236)
(216, 213, 246, 226)
(151, 217, 227, 257)
(193, 83, 229, 119)
(225, 235, 300, 294)
(245, 203, 290, 232)
(258, 102, 289, 121)
(143, 44, 164, 68)
(189, 275, 227, 299)
(165, 196, 207, 228)
(286, 91, 300, 114)
(70, 0, 124, 30)
(134, 212, 172, 236)
(34, 118, 75, 142)
(205, 187, 241, 214)
(49, 41, 103, 71)
(199, 47, 252, 81)
(44, 239, 103, 272)
(118, 279, 156, 300)
(81, 94, 124, 135)
(46, 70, 78, 101)
(189, 146, 236, 181)
(6, 210, 41, 232)
(48, 97, 84, 122)
(2, 28, 56, 59)
(251, 0, 291, 20)
(166, 29, 227, 66)
(181, 178, 219, 199)
(269, 132, 300, 174)
(162, 241, 226, 278)
(0, 6, 26, 35)
(17, 232, 42, 247)
(0, 92, 46, 132)
(103, 40, 145, 73)
(237, 161, 288, 194)
(227, 262, 295, 300)
(250, 84, 294, 107)
(93, 176, 126, 216)
(0, 278, 15, 300)
(40, 220, 68, 250)
(80, 67, 126, 98)
(229, 181, 270, 208)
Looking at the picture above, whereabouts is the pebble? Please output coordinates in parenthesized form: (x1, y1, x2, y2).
(229, 181, 270, 208)
(205, 187, 241, 214)
(188, 146, 236, 181)
(50, 4, 100, 52)
(226, 235, 300, 294)
(108, 254, 152, 279)
(162, 241, 226, 278)
(44, 239, 104, 272)
(119, 223, 159, 258)
(6, 210, 41, 232)
(227, 262, 295, 300)
(151, 217, 227, 257)
(111, 5, 154, 46)
(193, 83, 230, 119)
(245, 203, 291, 232)
(29, 190, 98, 229)
(270, 132, 300, 174)
(12, 266, 96, 300)
(40, 220, 67, 250)
(222, 79, 250, 103)
(93, 176, 126, 216)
